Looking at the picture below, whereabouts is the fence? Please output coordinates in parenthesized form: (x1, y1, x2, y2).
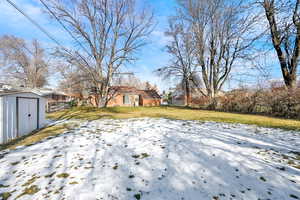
(46, 101, 70, 113)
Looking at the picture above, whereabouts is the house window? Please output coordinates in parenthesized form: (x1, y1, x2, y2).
(123, 94, 130, 104)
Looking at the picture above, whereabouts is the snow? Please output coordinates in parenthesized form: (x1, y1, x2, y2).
(0, 118, 299, 200)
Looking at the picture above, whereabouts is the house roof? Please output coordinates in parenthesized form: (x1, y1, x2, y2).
(139, 90, 161, 99)
(109, 86, 139, 94)
(109, 86, 161, 99)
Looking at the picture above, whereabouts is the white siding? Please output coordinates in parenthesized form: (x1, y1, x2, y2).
(2, 95, 18, 143)
(0, 92, 47, 144)
(39, 97, 46, 126)
(0, 97, 3, 144)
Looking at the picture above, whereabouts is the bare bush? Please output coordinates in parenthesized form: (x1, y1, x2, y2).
(216, 87, 300, 119)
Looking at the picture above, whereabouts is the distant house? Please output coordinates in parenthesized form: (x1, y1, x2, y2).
(138, 89, 161, 106)
(31, 89, 70, 112)
(89, 86, 161, 107)
(32, 89, 68, 103)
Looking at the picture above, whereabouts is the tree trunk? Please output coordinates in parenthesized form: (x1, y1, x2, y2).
(185, 79, 191, 107)
(282, 69, 297, 89)
(264, 0, 299, 89)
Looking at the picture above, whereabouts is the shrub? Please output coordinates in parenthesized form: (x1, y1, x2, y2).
(199, 87, 300, 119)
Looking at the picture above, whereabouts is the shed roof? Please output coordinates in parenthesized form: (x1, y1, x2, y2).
(31, 89, 66, 97)
(0, 90, 43, 97)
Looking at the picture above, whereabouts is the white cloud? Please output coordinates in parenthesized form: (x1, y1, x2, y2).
(151, 30, 171, 46)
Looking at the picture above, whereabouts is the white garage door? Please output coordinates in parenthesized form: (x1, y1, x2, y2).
(18, 98, 38, 136)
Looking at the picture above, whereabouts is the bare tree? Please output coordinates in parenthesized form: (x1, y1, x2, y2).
(57, 63, 87, 96)
(0, 35, 49, 88)
(261, 0, 300, 89)
(156, 19, 197, 106)
(42, 0, 154, 107)
(178, 0, 261, 101)
(112, 73, 146, 89)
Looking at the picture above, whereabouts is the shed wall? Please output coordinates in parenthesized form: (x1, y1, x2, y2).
(3, 95, 17, 143)
(0, 97, 3, 144)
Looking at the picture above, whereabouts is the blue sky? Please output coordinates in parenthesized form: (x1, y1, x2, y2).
(0, 0, 286, 91)
(0, 0, 178, 91)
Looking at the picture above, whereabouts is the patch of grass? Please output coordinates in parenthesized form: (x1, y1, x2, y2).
(10, 161, 20, 166)
(0, 192, 11, 200)
(128, 175, 135, 179)
(134, 193, 141, 200)
(53, 155, 63, 159)
(282, 154, 289, 159)
(56, 173, 70, 178)
(132, 155, 140, 159)
(141, 153, 150, 158)
(0, 122, 78, 150)
(47, 106, 300, 131)
(288, 160, 296, 165)
(259, 176, 267, 182)
(112, 164, 118, 170)
(16, 185, 40, 199)
(293, 165, 300, 170)
(22, 175, 40, 187)
(44, 172, 56, 178)
(132, 153, 150, 159)
(290, 194, 299, 199)
(0, 184, 9, 188)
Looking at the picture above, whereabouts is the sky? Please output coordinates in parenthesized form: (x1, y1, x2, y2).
(0, 0, 287, 92)
(0, 0, 178, 91)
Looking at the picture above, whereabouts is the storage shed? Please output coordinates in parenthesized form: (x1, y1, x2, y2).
(0, 91, 47, 144)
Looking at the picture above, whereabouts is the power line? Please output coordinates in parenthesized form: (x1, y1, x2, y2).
(5, 0, 65, 50)
(6, 0, 133, 76)
(38, 0, 92, 57)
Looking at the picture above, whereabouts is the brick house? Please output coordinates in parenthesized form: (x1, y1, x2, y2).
(89, 86, 161, 107)
(138, 89, 161, 106)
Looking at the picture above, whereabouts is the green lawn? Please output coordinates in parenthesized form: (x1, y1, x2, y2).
(2, 105, 299, 150)
(47, 106, 300, 131)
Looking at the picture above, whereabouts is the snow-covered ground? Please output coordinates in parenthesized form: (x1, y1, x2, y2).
(0, 118, 299, 200)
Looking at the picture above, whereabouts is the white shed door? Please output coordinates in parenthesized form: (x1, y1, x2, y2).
(18, 98, 38, 136)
